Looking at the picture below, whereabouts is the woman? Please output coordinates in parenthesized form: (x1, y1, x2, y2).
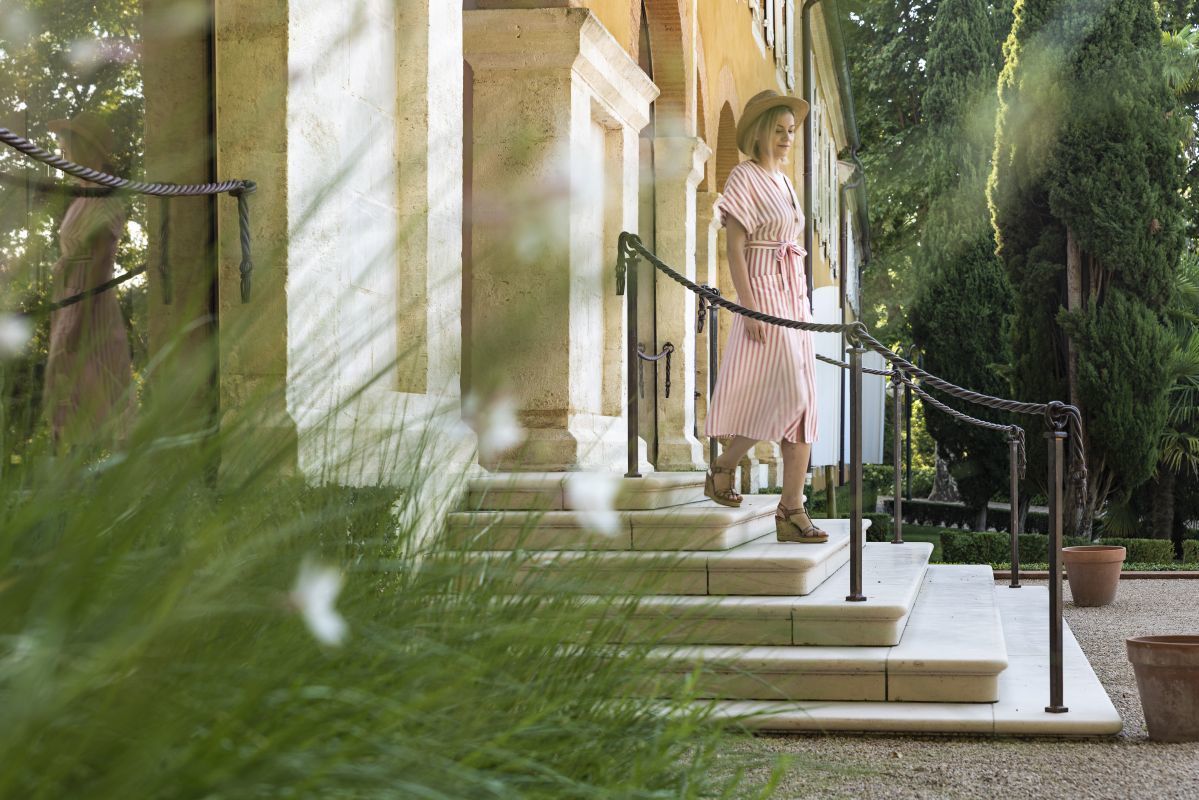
(703, 90, 827, 544)
(43, 111, 135, 451)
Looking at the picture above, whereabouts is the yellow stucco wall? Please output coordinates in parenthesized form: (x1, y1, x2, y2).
(581, 0, 846, 294)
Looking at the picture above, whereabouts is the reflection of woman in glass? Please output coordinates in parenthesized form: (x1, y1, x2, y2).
(44, 111, 134, 450)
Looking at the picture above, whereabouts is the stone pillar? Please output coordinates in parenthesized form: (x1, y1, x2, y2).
(143, 0, 218, 437)
(694, 190, 719, 448)
(213, 0, 475, 485)
(465, 8, 658, 471)
(213, 0, 296, 478)
(651, 136, 710, 472)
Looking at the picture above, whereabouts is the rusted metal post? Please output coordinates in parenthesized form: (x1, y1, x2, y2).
(891, 371, 905, 544)
(847, 341, 867, 602)
(624, 246, 641, 478)
(1009, 433, 1022, 588)
(1046, 429, 1068, 713)
(708, 293, 720, 466)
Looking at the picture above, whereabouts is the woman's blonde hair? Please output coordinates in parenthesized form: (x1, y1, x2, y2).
(750, 106, 797, 162)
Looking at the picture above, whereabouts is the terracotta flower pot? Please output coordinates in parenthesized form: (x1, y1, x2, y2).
(1062, 545, 1125, 607)
(1127, 636, 1199, 742)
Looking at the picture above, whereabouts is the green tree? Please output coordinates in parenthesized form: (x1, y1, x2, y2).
(989, 0, 1187, 537)
(0, 0, 148, 456)
(843, 0, 942, 348)
(910, 0, 1015, 529)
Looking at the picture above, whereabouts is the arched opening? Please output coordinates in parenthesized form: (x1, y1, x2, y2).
(641, 0, 689, 137)
(715, 102, 739, 192)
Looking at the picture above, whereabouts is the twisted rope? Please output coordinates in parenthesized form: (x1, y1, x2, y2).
(1, 127, 256, 302)
(894, 373, 1027, 478)
(814, 352, 893, 377)
(620, 232, 1085, 505)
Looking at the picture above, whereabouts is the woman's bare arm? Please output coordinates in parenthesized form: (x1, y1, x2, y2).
(725, 218, 765, 343)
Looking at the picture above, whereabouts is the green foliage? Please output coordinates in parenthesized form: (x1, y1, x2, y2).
(1183, 539, 1199, 561)
(1097, 537, 1177, 562)
(1059, 289, 1174, 489)
(940, 530, 1176, 563)
(1, 1, 154, 455)
(864, 512, 892, 539)
(941, 531, 1091, 562)
(0, 396, 784, 798)
(843, 0, 944, 346)
(989, 0, 1187, 530)
(865, 462, 936, 499)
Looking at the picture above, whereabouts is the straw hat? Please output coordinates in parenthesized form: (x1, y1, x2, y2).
(47, 111, 116, 159)
(736, 90, 809, 157)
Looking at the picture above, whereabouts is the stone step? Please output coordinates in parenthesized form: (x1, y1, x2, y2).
(695, 578, 1122, 736)
(607, 542, 933, 646)
(646, 565, 1007, 703)
(486, 522, 854, 596)
(466, 471, 705, 512)
(445, 494, 780, 551)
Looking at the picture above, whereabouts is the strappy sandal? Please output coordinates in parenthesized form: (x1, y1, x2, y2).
(704, 464, 743, 508)
(776, 502, 829, 543)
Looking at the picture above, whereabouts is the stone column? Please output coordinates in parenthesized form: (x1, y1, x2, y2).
(213, 0, 297, 478)
(143, 0, 218, 438)
(651, 135, 710, 472)
(213, 0, 475, 486)
(466, 8, 658, 471)
(694, 189, 719, 448)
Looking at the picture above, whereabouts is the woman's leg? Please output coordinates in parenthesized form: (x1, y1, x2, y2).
(779, 439, 811, 509)
(712, 435, 758, 494)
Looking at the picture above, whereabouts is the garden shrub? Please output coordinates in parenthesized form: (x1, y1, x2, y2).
(1097, 537, 1175, 563)
(940, 531, 1176, 564)
(1184, 540, 1199, 563)
(865, 512, 892, 541)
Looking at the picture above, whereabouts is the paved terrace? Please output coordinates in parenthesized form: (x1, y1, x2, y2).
(724, 578, 1199, 799)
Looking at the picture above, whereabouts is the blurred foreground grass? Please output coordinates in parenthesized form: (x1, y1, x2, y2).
(0, 378, 789, 799)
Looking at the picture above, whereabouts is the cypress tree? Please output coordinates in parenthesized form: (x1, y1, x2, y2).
(989, 0, 1186, 536)
(910, 0, 1014, 529)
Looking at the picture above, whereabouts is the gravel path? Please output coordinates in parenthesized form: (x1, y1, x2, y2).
(724, 579, 1199, 799)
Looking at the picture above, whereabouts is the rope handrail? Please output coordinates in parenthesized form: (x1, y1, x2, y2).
(814, 352, 892, 377)
(619, 232, 1086, 503)
(1, 127, 256, 303)
(811, 353, 1027, 476)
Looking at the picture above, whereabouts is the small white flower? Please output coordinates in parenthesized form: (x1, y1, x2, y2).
(565, 472, 623, 538)
(464, 392, 526, 463)
(289, 558, 348, 647)
(0, 314, 32, 359)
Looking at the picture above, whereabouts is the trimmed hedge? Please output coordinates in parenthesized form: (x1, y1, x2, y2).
(881, 497, 1049, 534)
(940, 531, 1177, 564)
(864, 513, 892, 541)
(1184, 540, 1199, 563)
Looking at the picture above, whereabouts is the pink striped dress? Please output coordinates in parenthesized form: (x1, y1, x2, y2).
(705, 160, 818, 444)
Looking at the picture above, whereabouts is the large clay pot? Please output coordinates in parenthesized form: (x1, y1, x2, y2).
(1062, 545, 1125, 607)
(1127, 636, 1199, 741)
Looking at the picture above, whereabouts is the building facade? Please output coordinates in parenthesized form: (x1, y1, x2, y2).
(133, 0, 874, 489)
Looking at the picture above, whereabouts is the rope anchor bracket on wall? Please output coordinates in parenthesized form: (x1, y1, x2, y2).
(636, 341, 675, 399)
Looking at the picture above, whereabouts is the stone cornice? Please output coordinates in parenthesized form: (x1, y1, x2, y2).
(465, 8, 658, 131)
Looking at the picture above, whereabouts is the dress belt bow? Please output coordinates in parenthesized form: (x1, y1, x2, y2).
(747, 239, 807, 262)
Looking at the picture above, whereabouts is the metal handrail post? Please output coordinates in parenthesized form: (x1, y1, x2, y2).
(1009, 433, 1022, 588)
(708, 296, 720, 465)
(847, 342, 867, 602)
(891, 370, 905, 544)
(1046, 429, 1068, 713)
(625, 250, 641, 478)
(901, 345, 911, 501)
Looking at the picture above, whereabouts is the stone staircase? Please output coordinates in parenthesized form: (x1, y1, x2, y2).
(448, 471, 1123, 736)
